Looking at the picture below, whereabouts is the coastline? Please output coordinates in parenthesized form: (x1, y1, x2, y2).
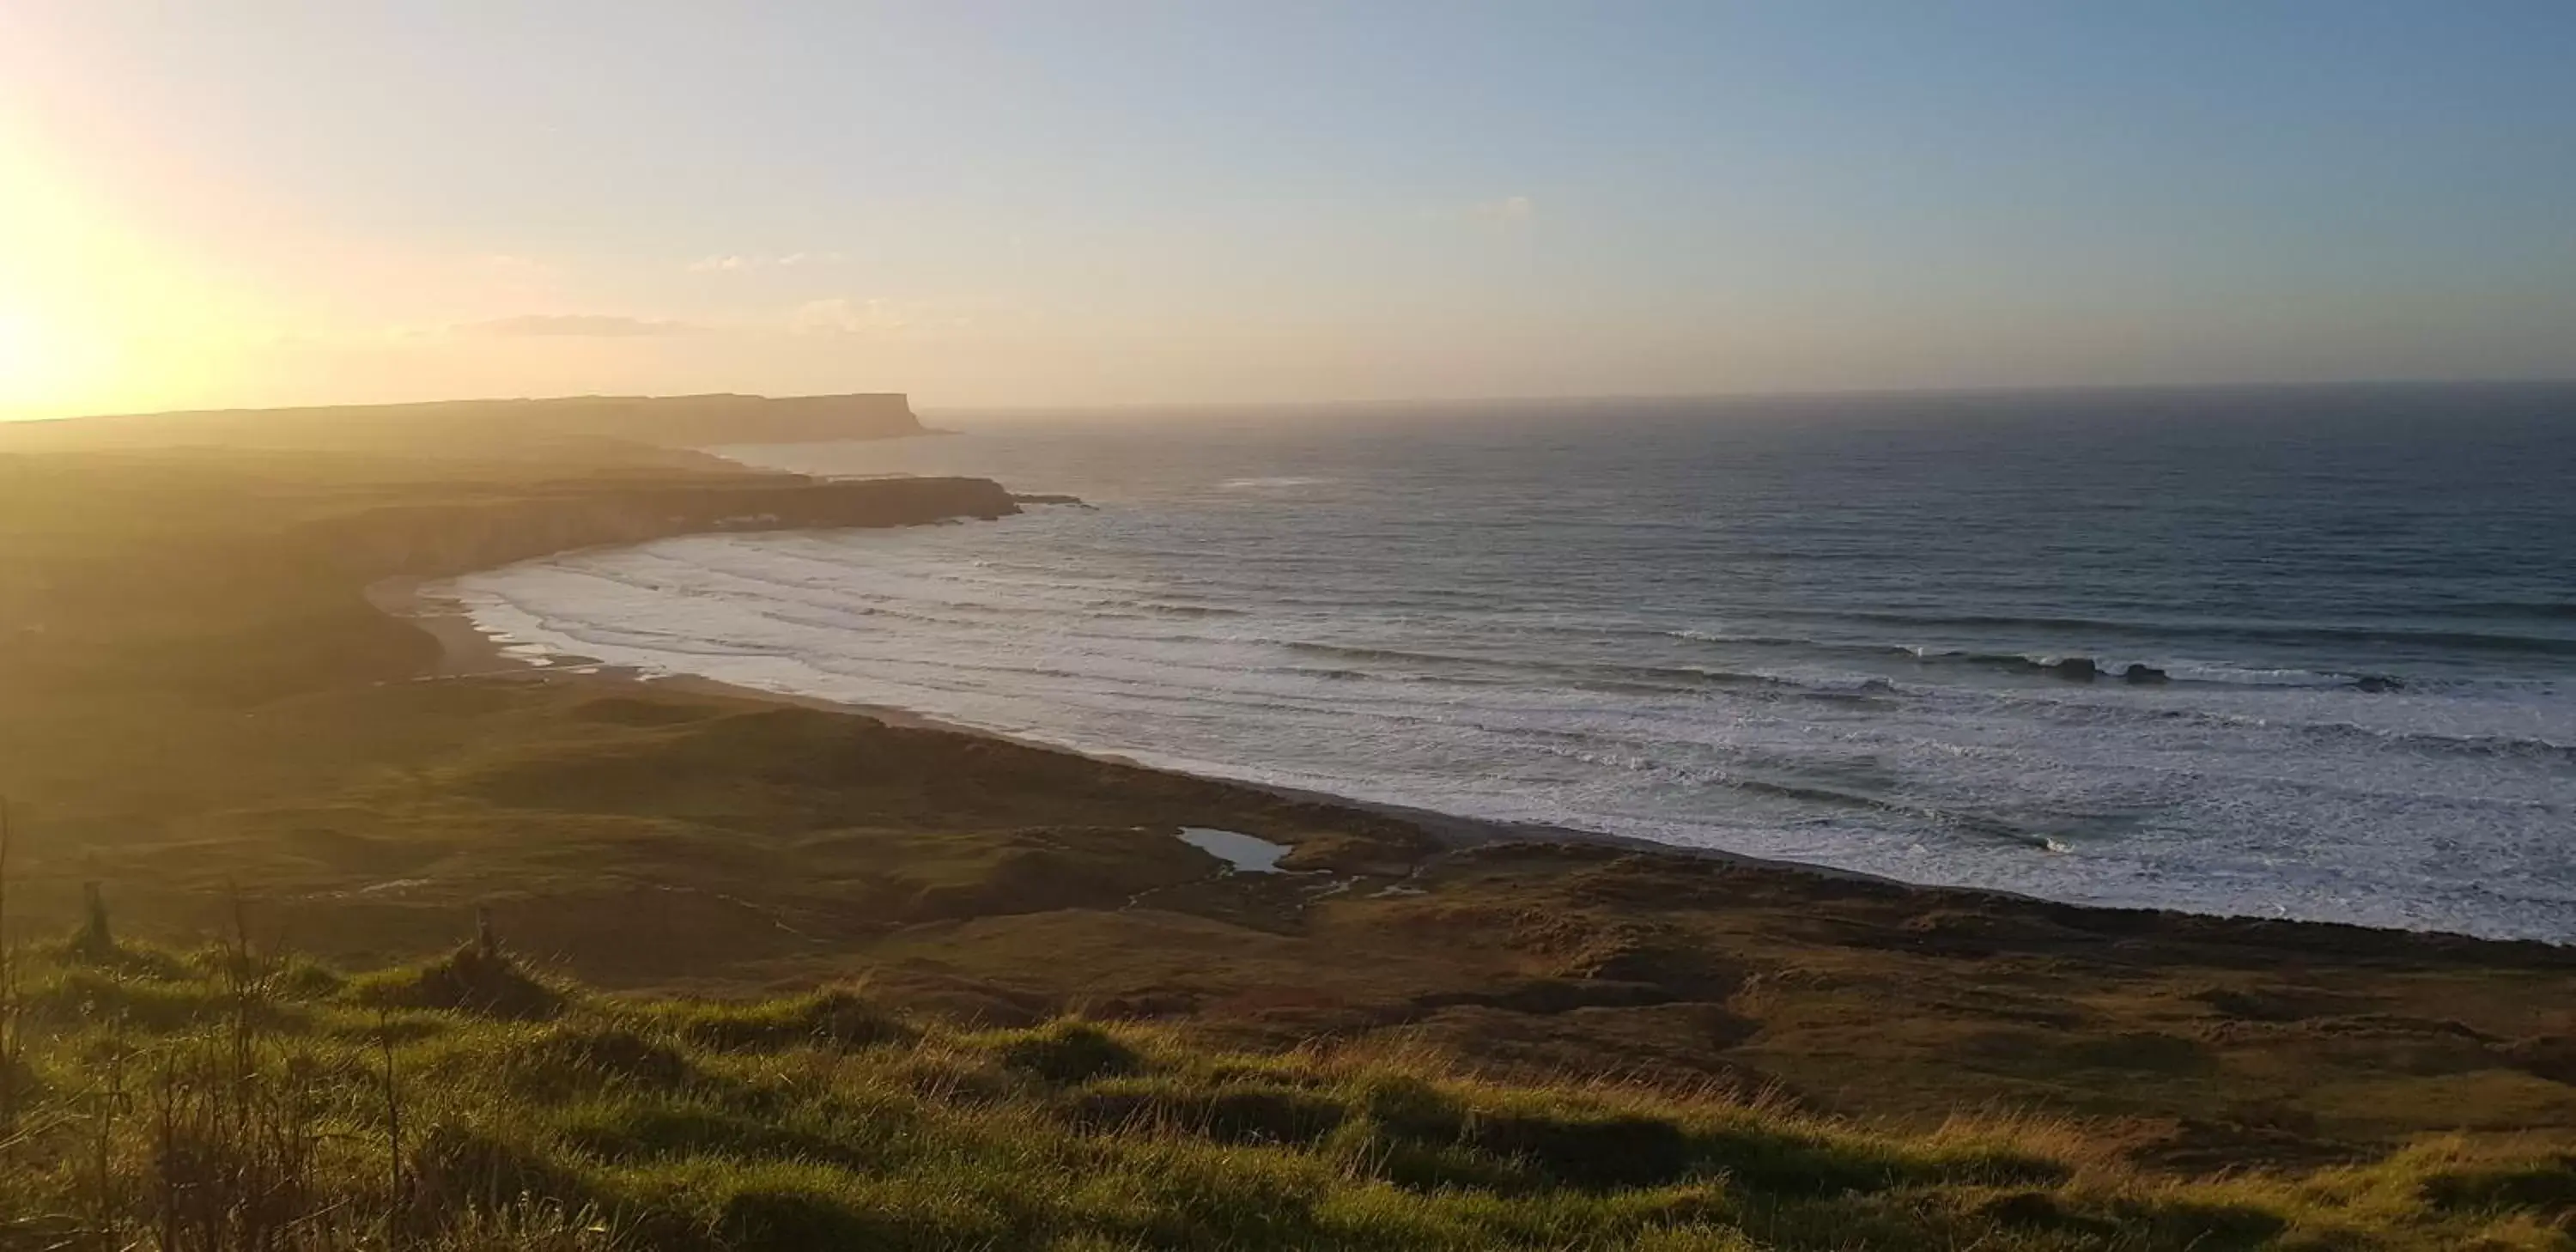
(366, 574, 987, 738)
(370, 568, 2572, 946)
(374, 572, 1520, 843)
(24, 403, 2576, 1172)
(370, 570, 1909, 872)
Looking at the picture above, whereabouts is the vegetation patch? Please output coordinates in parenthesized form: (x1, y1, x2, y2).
(24, 965, 296, 1033)
(1471, 1105, 1698, 1189)
(511, 1023, 697, 1095)
(552, 1098, 880, 1170)
(667, 986, 913, 1053)
(998, 1019, 1143, 1084)
(1061, 1076, 1352, 1146)
(2421, 1153, 2576, 1216)
(0, 937, 2564, 1250)
(348, 923, 568, 1020)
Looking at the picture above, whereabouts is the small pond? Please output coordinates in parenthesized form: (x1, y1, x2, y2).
(1176, 827, 1294, 874)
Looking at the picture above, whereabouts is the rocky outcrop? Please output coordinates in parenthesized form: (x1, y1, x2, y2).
(306, 474, 1018, 579)
(2008, 657, 2169, 684)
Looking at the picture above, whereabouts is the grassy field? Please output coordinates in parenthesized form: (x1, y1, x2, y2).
(3, 408, 2574, 1246)
(4, 926, 2573, 1251)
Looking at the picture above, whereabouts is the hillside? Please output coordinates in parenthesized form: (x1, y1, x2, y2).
(0, 393, 928, 463)
(0, 425, 2573, 1247)
(3, 931, 2571, 1251)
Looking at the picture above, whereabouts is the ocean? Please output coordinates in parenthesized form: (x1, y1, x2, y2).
(446, 384, 2576, 940)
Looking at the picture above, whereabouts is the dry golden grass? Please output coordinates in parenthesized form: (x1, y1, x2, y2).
(6, 931, 2573, 1251)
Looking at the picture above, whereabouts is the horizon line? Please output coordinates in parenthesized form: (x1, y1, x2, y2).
(9, 373, 2575, 427)
(920, 374, 2576, 416)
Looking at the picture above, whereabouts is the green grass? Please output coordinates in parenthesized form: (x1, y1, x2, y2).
(2, 940, 2570, 1251)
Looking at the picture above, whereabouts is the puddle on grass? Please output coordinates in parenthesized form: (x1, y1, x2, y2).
(1176, 827, 1295, 874)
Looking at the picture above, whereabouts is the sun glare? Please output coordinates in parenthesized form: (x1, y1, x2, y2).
(0, 307, 69, 413)
(0, 309, 34, 375)
(0, 128, 252, 419)
(0, 295, 134, 419)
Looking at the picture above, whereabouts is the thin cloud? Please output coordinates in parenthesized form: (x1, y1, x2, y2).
(690, 251, 849, 273)
(458, 313, 699, 337)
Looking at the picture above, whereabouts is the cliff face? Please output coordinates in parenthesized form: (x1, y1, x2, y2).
(308, 475, 1017, 579)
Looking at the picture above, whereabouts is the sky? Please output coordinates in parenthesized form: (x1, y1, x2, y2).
(2, 2, 2573, 419)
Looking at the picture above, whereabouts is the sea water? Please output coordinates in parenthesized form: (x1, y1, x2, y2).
(447, 385, 2576, 939)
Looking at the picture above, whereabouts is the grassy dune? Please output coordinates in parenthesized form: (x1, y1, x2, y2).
(5, 929, 2573, 1252)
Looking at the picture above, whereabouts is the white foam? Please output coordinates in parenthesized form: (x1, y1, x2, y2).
(437, 514, 2576, 943)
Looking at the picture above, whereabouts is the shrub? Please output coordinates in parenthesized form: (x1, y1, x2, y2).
(50, 887, 186, 980)
(65, 881, 118, 963)
(350, 939, 565, 1021)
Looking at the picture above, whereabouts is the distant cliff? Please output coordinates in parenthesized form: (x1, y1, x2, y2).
(0, 392, 931, 461)
(308, 474, 1017, 579)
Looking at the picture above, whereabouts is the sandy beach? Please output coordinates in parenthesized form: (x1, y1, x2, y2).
(365, 573, 991, 737)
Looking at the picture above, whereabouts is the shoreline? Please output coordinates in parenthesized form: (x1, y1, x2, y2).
(365, 574, 987, 738)
(373, 572, 1914, 878)
(371, 571, 2574, 951)
(27, 397, 2576, 1176)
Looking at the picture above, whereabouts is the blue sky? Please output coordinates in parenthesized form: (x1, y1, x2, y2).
(2, 2, 2571, 415)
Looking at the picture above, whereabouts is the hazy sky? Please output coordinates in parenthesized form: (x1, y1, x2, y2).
(3, 2, 2572, 418)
